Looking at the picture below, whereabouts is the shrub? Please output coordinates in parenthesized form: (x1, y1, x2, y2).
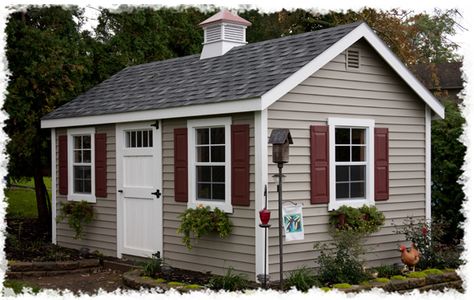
(315, 239, 369, 285)
(177, 206, 232, 249)
(141, 251, 163, 278)
(184, 284, 202, 290)
(56, 201, 94, 239)
(208, 267, 248, 291)
(431, 100, 465, 245)
(320, 287, 332, 292)
(284, 266, 319, 292)
(316, 205, 384, 286)
(390, 275, 407, 280)
(395, 217, 463, 269)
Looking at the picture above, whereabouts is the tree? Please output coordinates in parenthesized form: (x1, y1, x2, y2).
(4, 6, 93, 231)
(431, 100, 466, 244)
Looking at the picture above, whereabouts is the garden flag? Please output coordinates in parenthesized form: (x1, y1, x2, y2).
(283, 204, 304, 241)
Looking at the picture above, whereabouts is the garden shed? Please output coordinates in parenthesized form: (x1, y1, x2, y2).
(41, 10, 444, 281)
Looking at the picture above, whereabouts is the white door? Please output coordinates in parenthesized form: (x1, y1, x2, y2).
(116, 121, 162, 257)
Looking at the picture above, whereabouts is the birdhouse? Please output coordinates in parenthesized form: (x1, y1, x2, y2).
(268, 129, 293, 163)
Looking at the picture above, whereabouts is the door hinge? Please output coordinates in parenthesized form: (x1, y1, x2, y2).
(150, 120, 160, 129)
(151, 189, 162, 199)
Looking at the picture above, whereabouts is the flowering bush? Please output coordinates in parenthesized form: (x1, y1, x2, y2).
(394, 217, 463, 269)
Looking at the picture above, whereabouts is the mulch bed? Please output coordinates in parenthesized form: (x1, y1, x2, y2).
(6, 217, 94, 262)
(152, 266, 214, 285)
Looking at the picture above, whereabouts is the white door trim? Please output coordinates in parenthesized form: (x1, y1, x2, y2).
(116, 121, 163, 258)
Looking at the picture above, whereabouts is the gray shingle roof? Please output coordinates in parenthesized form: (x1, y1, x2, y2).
(43, 22, 362, 120)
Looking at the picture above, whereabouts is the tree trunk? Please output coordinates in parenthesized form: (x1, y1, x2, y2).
(33, 171, 51, 235)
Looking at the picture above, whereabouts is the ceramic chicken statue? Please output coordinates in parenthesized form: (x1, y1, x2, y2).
(400, 243, 420, 272)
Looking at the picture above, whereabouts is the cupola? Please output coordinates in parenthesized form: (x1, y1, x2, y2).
(199, 10, 252, 59)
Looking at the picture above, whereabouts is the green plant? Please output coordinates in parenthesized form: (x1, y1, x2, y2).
(184, 284, 202, 290)
(372, 264, 403, 278)
(315, 206, 385, 286)
(155, 278, 166, 283)
(177, 206, 232, 249)
(423, 268, 443, 275)
(284, 266, 319, 292)
(374, 277, 390, 283)
(329, 205, 385, 234)
(432, 100, 465, 245)
(168, 282, 184, 287)
(56, 201, 94, 239)
(315, 239, 370, 285)
(208, 267, 248, 291)
(141, 251, 163, 278)
(394, 217, 463, 269)
(3, 280, 40, 294)
(320, 287, 332, 292)
(333, 283, 351, 289)
(407, 272, 427, 278)
(390, 275, 407, 280)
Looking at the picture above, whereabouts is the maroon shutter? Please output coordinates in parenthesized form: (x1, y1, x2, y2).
(58, 135, 68, 195)
(174, 128, 188, 202)
(310, 125, 329, 204)
(231, 124, 250, 206)
(95, 133, 107, 198)
(374, 128, 389, 201)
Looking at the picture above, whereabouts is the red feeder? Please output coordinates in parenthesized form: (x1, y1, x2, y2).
(259, 208, 271, 225)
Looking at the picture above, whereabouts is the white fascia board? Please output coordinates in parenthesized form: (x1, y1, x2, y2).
(261, 23, 445, 119)
(41, 97, 261, 129)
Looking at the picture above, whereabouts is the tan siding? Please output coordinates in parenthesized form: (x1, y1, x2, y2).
(267, 40, 426, 277)
(162, 113, 256, 277)
(56, 125, 117, 257)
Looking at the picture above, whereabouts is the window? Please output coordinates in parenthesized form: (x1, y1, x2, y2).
(328, 118, 374, 210)
(125, 129, 153, 148)
(68, 128, 96, 202)
(187, 117, 232, 212)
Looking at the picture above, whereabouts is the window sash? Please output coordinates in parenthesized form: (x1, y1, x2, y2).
(328, 117, 375, 210)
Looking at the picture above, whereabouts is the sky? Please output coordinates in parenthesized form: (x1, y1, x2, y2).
(0, 0, 473, 299)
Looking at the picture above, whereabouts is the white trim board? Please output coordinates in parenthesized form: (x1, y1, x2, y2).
(41, 98, 261, 129)
(260, 23, 444, 119)
(51, 128, 57, 244)
(425, 105, 432, 221)
(254, 109, 268, 281)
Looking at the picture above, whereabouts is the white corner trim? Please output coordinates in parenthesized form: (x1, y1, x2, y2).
(261, 23, 444, 119)
(425, 105, 432, 221)
(327, 117, 375, 211)
(115, 124, 123, 258)
(67, 127, 96, 203)
(187, 117, 233, 213)
(254, 109, 268, 281)
(41, 98, 261, 129)
(51, 128, 57, 244)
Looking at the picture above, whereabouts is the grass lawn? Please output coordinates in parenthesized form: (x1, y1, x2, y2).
(3, 279, 40, 294)
(5, 177, 51, 218)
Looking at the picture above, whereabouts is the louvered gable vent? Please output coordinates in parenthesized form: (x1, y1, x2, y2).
(346, 49, 360, 70)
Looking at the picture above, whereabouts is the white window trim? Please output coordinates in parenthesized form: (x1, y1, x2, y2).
(187, 117, 232, 213)
(328, 118, 374, 210)
(67, 127, 96, 203)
